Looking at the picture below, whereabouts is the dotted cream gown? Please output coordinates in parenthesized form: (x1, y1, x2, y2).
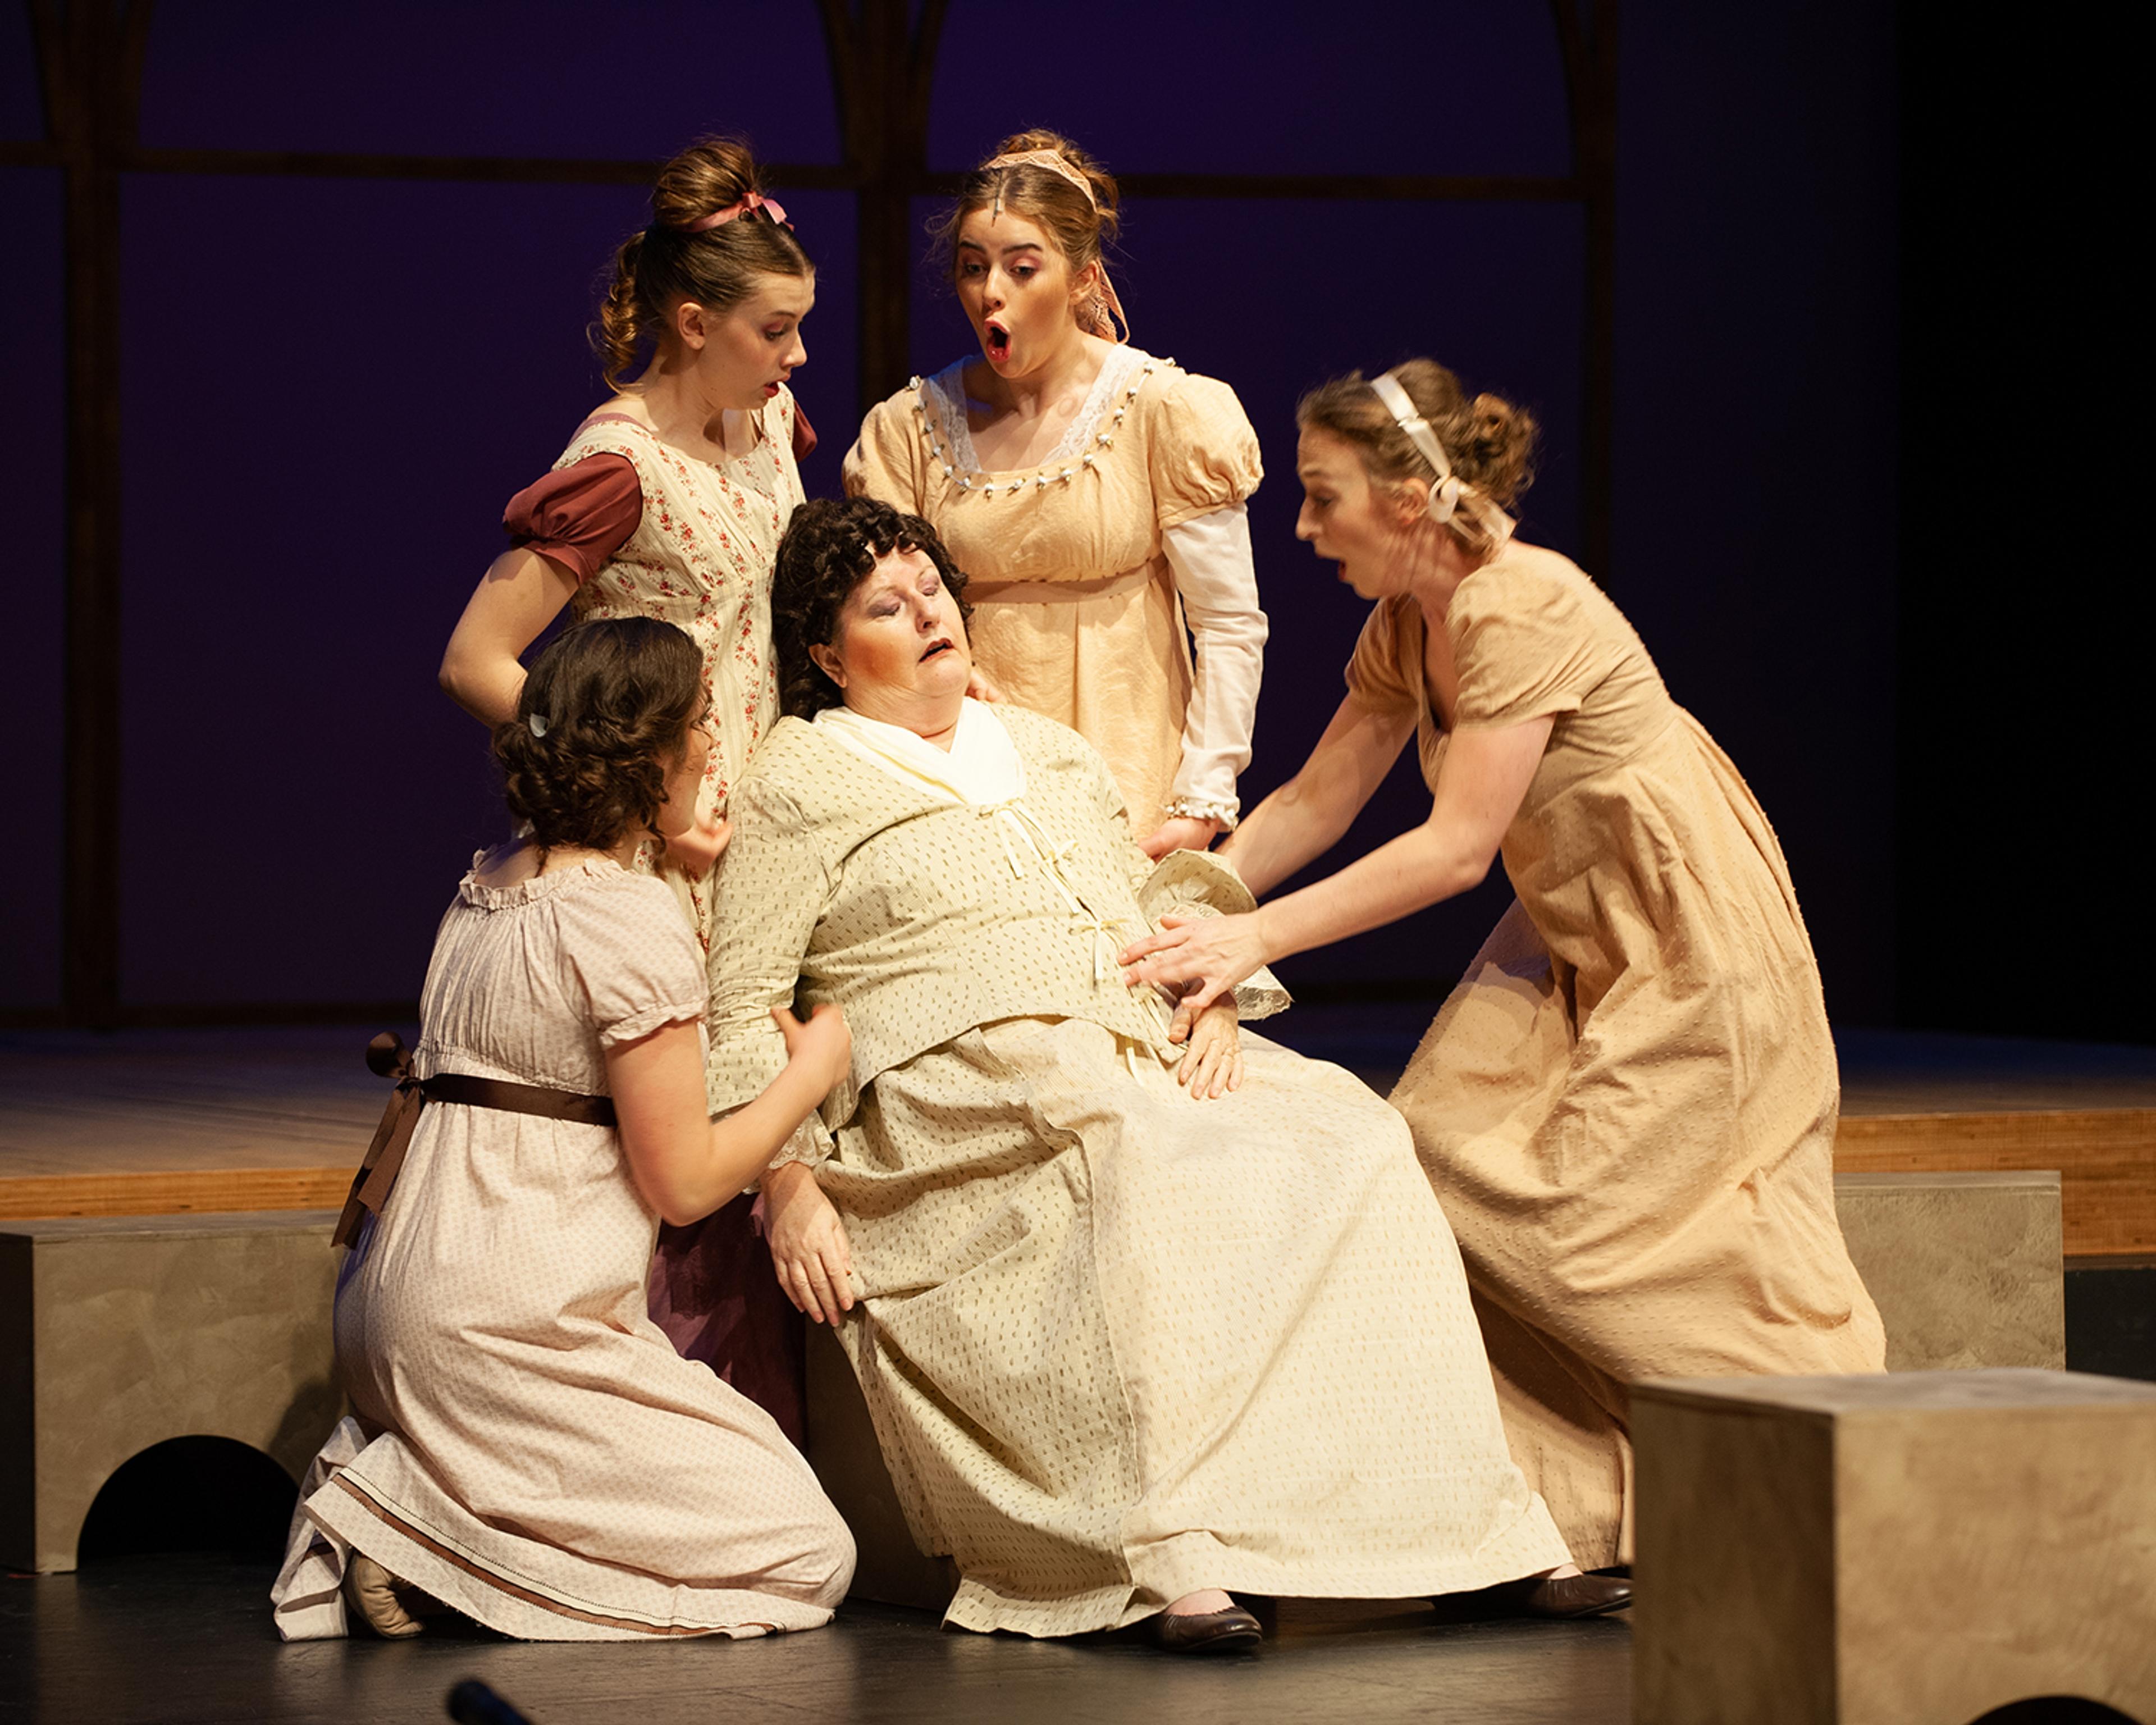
(1349, 543, 1886, 1568)
(705, 702, 1570, 1637)
(270, 857, 853, 1641)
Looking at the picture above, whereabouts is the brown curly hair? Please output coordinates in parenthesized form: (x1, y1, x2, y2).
(772, 498, 975, 720)
(1296, 359, 1538, 553)
(492, 618, 706, 853)
(592, 136, 815, 390)
(927, 129, 1123, 340)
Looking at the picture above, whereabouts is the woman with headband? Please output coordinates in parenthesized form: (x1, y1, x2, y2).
(438, 136, 819, 1439)
(1120, 360, 1884, 1569)
(844, 129, 1267, 855)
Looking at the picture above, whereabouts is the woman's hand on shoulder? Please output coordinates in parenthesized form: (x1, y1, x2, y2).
(773, 1002, 851, 1097)
(1173, 998, 1244, 1099)
(759, 1161, 855, 1324)
(1138, 815, 1220, 860)
(966, 665, 1007, 703)
(663, 814, 732, 875)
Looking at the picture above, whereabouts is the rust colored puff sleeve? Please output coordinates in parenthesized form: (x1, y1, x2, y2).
(503, 452, 643, 584)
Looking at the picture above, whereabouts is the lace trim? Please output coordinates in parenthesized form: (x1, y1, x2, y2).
(1161, 797, 1240, 832)
(910, 349, 1162, 499)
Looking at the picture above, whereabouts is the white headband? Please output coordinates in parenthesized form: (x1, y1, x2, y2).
(1367, 370, 1462, 525)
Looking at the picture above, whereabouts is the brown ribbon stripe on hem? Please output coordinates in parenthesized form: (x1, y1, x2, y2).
(329, 1477, 729, 1637)
(332, 1032, 618, 1249)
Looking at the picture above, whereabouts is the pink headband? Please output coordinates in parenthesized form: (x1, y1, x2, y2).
(980, 149, 1129, 344)
(686, 190, 791, 234)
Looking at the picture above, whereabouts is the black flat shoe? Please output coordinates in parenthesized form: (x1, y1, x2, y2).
(1441, 1571, 1634, 1621)
(1506, 1572, 1634, 1619)
(1154, 1605, 1264, 1653)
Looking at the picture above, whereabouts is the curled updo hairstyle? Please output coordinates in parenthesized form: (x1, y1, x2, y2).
(772, 498, 974, 720)
(1296, 359, 1539, 554)
(593, 136, 814, 389)
(492, 618, 706, 854)
(929, 129, 1122, 337)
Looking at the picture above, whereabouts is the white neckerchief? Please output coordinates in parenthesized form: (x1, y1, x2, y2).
(814, 697, 1025, 806)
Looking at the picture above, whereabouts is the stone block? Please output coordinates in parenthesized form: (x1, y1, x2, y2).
(0, 1211, 341, 1573)
(1834, 1170, 2064, 1371)
(1633, 1368, 2156, 1725)
(803, 1318, 957, 1612)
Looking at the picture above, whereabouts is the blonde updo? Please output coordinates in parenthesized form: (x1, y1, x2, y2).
(1297, 360, 1538, 553)
(929, 129, 1123, 339)
(592, 136, 814, 390)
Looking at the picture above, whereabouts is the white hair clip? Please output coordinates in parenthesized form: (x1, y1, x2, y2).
(527, 713, 549, 738)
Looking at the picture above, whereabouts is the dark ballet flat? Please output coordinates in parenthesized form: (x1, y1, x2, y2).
(1153, 1604, 1265, 1653)
(1500, 1572, 1634, 1619)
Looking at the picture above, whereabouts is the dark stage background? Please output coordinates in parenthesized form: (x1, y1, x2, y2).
(2, 3, 2137, 1042)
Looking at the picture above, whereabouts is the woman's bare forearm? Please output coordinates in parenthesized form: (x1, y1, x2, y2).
(1223, 773, 1364, 897)
(1255, 821, 1491, 962)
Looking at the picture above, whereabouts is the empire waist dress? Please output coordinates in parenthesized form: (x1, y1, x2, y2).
(1347, 543, 1885, 1566)
(503, 390, 813, 1439)
(270, 856, 853, 1640)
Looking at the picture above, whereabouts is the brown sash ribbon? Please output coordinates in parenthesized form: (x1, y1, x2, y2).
(332, 1031, 619, 1249)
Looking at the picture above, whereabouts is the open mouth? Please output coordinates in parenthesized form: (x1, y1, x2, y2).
(920, 637, 956, 661)
(984, 322, 1011, 362)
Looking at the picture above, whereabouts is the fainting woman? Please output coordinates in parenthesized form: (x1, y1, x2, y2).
(701, 496, 1630, 1652)
(1120, 360, 1885, 1567)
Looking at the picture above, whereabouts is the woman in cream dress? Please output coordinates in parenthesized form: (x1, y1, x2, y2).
(1121, 361, 1884, 1569)
(273, 619, 854, 1643)
(702, 498, 1626, 1651)
(437, 137, 818, 1435)
(846, 130, 1267, 855)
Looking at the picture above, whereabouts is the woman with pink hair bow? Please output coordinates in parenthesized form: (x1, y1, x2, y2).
(437, 135, 820, 1442)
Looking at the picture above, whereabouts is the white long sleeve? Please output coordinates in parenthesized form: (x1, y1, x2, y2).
(1161, 501, 1267, 829)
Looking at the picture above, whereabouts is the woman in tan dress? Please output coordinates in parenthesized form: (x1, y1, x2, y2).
(1120, 360, 1885, 1569)
(437, 137, 816, 1435)
(272, 619, 855, 1642)
(845, 130, 1267, 855)
(704, 498, 1625, 1653)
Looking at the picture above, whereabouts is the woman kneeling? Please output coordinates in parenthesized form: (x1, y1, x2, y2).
(272, 618, 855, 1642)
(708, 498, 1621, 1651)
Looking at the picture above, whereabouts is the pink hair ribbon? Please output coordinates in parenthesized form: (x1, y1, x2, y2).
(687, 190, 792, 233)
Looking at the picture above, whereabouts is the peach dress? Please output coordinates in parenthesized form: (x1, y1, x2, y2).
(1349, 542, 1885, 1567)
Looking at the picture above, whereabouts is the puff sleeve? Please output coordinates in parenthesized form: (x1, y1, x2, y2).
(503, 454, 642, 584)
(1145, 371, 1263, 531)
(1344, 595, 1422, 720)
(842, 393, 929, 512)
(703, 774, 839, 1168)
(558, 877, 708, 1048)
(1449, 561, 1600, 730)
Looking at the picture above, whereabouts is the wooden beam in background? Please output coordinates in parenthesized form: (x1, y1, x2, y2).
(34, 0, 152, 1032)
(1551, 0, 1620, 582)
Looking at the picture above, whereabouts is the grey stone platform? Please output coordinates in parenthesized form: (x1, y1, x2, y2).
(1632, 1368, 2156, 1725)
(1833, 1169, 2064, 1371)
(0, 1211, 341, 1573)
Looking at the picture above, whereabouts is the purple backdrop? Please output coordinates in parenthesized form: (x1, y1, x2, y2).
(2, 0, 1905, 1026)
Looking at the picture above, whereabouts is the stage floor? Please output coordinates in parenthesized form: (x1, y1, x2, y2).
(6, 1011, 2154, 1253)
(0, 1555, 1632, 1725)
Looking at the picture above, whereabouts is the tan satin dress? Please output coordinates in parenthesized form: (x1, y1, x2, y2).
(1350, 542, 1885, 1567)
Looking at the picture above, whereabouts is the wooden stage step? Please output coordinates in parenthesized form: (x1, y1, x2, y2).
(3, 1024, 2152, 1258)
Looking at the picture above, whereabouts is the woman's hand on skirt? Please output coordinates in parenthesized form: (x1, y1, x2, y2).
(760, 1162, 856, 1325)
(1120, 911, 1268, 1015)
(1173, 1000, 1244, 1099)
